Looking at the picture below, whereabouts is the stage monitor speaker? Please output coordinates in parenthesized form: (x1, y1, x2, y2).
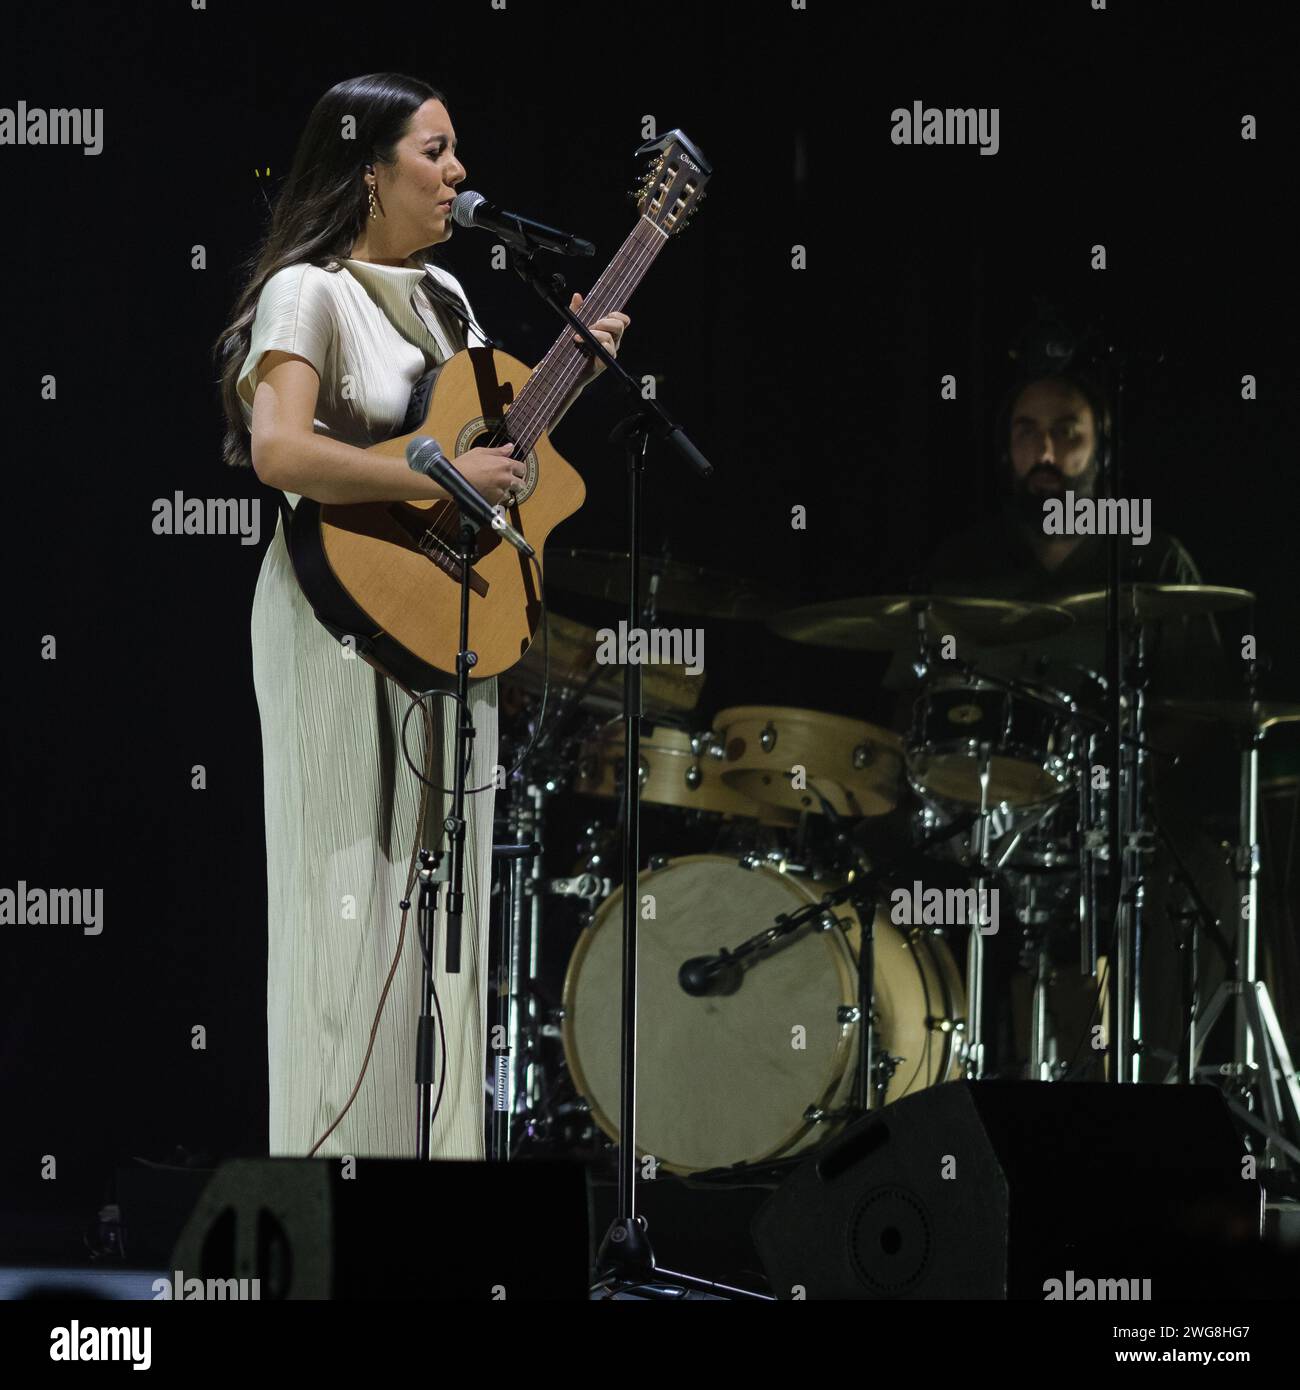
(752, 1081, 1262, 1299)
(171, 1158, 589, 1299)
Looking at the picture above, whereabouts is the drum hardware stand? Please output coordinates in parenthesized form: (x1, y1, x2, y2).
(1095, 332, 1165, 1084)
(1072, 675, 1176, 1018)
(1156, 824, 1234, 1086)
(1168, 663, 1300, 1167)
(903, 612, 1004, 1082)
(1078, 724, 1105, 984)
(488, 671, 608, 1159)
(963, 747, 996, 1080)
(914, 633, 1110, 1071)
(488, 680, 576, 1160)
(984, 797, 1066, 873)
(1115, 620, 1152, 1081)
(805, 786, 863, 880)
(487, 832, 542, 1162)
(545, 871, 611, 906)
(1028, 935, 1056, 1081)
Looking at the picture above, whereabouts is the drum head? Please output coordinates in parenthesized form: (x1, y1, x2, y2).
(563, 855, 857, 1172)
(908, 678, 1075, 808)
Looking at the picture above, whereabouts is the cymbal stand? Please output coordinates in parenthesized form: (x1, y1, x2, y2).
(908, 603, 995, 1081)
(1078, 715, 1105, 985)
(1172, 662, 1300, 1167)
(1113, 620, 1150, 1080)
(960, 749, 996, 1080)
(488, 779, 544, 1162)
(488, 667, 603, 1159)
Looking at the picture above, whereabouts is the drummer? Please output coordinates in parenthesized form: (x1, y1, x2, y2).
(885, 365, 1228, 704)
(885, 364, 1236, 1082)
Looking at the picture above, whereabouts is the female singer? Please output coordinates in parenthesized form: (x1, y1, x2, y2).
(213, 73, 628, 1158)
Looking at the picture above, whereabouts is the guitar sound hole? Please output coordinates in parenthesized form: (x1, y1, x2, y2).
(460, 424, 535, 504)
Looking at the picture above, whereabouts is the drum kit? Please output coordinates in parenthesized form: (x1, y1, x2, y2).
(487, 549, 1300, 1178)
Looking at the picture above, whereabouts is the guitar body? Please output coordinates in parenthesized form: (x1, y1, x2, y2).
(287, 345, 586, 686)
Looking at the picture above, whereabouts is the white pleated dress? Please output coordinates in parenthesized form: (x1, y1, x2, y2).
(236, 254, 497, 1159)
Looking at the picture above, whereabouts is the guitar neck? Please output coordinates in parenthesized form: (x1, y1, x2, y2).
(504, 215, 668, 449)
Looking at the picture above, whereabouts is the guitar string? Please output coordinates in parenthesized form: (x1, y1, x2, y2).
(509, 219, 665, 444)
(460, 218, 659, 477)
(418, 223, 657, 549)
(422, 218, 666, 551)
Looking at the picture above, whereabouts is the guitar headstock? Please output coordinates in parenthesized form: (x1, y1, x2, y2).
(630, 128, 713, 235)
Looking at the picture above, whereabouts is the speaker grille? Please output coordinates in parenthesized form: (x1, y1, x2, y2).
(848, 1186, 932, 1295)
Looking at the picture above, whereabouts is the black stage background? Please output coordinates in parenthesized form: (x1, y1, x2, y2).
(1, 0, 1298, 1298)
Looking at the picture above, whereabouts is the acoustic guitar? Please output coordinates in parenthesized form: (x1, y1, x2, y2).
(286, 128, 712, 687)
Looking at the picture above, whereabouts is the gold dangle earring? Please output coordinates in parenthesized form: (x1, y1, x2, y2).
(366, 166, 385, 221)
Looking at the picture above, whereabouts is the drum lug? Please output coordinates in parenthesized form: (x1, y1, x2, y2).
(685, 762, 702, 790)
(837, 1004, 862, 1025)
(873, 1052, 901, 1091)
(852, 741, 874, 770)
(647, 853, 669, 871)
(690, 730, 725, 759)
(760, 720, 778, 753)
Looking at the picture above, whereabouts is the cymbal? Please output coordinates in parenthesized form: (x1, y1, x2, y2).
(768, 594, 1074, 650)
(507, 609, 703, 714)
(1057, 584, 1253, 624)
(1154, 698, 1300, 732)
(544, 548, 776, 619)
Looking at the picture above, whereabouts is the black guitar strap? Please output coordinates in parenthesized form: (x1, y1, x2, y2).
(402, 270, 500, 435)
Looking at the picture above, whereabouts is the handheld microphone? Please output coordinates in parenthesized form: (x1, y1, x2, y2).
(450, 190, 595, 257)
(406, 436, 535, 558)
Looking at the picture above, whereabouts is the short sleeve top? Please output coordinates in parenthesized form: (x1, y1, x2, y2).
(236, 256, 488, 456)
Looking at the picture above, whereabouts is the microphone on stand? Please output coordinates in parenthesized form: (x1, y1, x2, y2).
(406, 436, 535, 559)
(678, 951, 743, 998)
(450, 191, 595, 257)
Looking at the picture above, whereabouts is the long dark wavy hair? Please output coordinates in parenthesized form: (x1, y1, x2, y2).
(213, 72, 467, 470)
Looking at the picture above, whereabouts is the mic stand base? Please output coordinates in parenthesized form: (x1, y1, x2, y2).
(592, 1219, 775, 1301)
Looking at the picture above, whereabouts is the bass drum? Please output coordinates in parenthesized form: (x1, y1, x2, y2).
(561, 854, 965, 1174)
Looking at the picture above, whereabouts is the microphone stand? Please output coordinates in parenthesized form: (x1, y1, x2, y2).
(413, 847, 447, 1160)
(414, 515, 478, 1158)
(500, 230, 756, 1300)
